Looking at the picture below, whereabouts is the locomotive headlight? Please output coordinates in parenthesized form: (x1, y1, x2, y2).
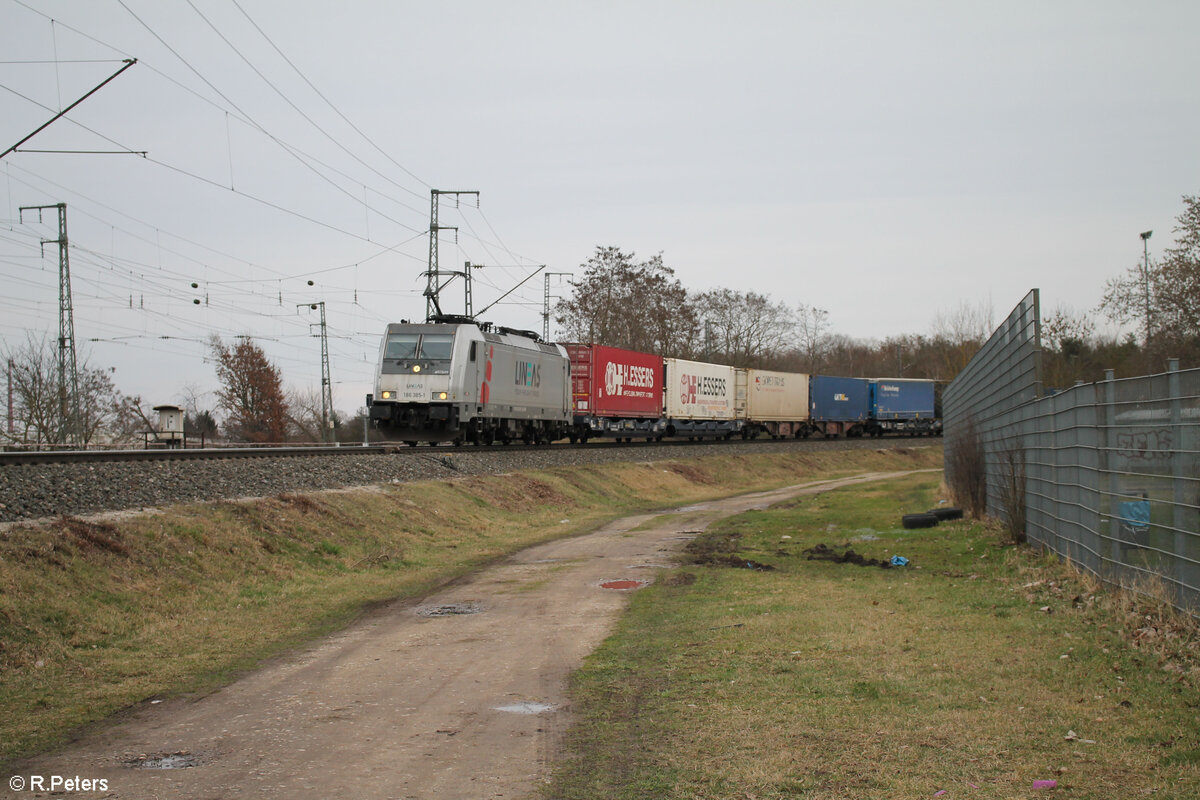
(381, 390, 393, 400)
(412, 364, 422, 373)
(436, 392, 448, 400)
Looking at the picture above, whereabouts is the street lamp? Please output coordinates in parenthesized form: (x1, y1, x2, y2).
(1140, 230, 1152, 348)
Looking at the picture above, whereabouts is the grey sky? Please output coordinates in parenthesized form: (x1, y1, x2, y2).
(2, 0, 1197, 416)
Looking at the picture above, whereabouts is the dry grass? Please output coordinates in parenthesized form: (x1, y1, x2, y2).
(0, 445, 942, 766)
(548, 473, 1200, 800)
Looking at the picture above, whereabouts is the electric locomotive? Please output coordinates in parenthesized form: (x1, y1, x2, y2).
(368, 317, 571, 445)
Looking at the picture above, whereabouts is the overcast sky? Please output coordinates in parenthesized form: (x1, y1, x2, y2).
(2, 0, 1197, 417)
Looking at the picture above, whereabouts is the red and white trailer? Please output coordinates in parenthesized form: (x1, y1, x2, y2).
(663, 358, 744, 438)
(565, 344, 665, 441)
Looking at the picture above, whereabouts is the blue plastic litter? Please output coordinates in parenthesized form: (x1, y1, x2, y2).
(890, 555, 910, 567)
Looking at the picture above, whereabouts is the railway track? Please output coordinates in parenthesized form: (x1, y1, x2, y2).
(0, 444, 391, 466)
(0, 433, 939, 467)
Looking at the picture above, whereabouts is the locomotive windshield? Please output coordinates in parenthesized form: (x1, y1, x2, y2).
(417, 334, 453, 360)
(383, 332, 454, 362)
(385, 333, 419, 360)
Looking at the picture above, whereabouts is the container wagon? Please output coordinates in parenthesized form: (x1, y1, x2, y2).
(565, 343, 664, 442)
(808, 375, 870, 437)
(664, 358, 743, 438)
(743, 369, 810, 439)
(868, 378, 939, 436)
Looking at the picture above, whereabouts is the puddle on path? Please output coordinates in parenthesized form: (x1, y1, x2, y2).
(416, 602, 483, 617)
(494, 702, 557, 715)
(599, 579, 647, 590)
(125, 753, 200, 770)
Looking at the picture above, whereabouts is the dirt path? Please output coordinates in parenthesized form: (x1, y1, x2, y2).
(8, 471, 929, 800)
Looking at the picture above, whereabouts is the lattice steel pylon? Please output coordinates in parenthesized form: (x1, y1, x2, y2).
(20, 203, 80, 446)
(423, 190, 478, 321)
(299, 302, 333, 443)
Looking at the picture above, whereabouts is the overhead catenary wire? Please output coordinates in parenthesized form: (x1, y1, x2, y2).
(1, 3, 559, 411)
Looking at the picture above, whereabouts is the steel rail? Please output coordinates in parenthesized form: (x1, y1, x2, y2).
(0, 445, 391, 466)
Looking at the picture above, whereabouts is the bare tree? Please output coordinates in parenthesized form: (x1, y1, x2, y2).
(1100, 195, 1200, 365)
(930, 299, 994, 377)
(1041, 305, 1097, 388)
(946, 413, 987, 519)
(287, 385, 331, 443)
(696, 289, 795, 366)
(793, 304, 831, 372)
(2, 334, 134, 446)
(209, 335, 289, 443)
(555, 247, 698, 357)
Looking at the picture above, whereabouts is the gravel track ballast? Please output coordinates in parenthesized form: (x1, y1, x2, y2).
(0, 439, 925, 524)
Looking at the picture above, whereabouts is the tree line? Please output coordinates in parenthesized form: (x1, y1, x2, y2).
(4, 195, 1196, 446)
(0, 335, 362, 448)
(554, 245, 998, 380)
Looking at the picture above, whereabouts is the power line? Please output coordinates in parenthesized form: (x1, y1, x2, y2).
(228, 0, 431, 195)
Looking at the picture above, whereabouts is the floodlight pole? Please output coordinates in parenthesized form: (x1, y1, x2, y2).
(1140, 230, 1153, 348)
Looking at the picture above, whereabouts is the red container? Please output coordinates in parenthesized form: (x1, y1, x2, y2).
(565, 344, 663, 418)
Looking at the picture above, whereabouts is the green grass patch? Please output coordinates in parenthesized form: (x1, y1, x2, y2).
(0, 446, 939, 766)
(547, 472, 1200, 799)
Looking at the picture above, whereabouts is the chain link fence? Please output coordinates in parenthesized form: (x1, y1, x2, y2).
(944, 289, 1200, 614)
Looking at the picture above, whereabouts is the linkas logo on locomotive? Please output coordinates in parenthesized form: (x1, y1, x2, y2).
(603, 361, 655, 397)
(679, 373, 727, 405)
(515, 360, 541, 388)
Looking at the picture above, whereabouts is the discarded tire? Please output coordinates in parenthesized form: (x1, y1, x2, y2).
(928, 507, 964, 521)
(902, 513, 939, 529)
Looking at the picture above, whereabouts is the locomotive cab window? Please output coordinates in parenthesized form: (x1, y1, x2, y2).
(384, 333, 419, 360)
(418, 334, 454, 361)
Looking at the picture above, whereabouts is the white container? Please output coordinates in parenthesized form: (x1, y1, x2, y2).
(745, 370, 810, 422)
(664, 359, 738, 420)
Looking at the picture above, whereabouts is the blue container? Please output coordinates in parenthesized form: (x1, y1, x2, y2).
(810, 376, 870, 421)
(870, 379, 936, 420)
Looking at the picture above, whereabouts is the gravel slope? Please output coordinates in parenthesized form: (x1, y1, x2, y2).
(0, 438, 932, 523)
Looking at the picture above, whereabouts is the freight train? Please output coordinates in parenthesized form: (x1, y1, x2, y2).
(367, 319, 940, 445)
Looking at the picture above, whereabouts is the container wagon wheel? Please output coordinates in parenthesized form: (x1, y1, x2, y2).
(901, 513, 939, 529)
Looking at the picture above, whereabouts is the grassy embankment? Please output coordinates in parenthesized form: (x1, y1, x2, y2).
(0, 445, 938, 766)
(545, 471, 1200, 799)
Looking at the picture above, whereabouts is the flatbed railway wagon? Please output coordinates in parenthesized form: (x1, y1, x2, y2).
(566, 343, 665, 442)
(743, 369, 810, 438)
(809, 375, 870, 437)
(368, 321, 570, 445)
(664, 358, 743, 439)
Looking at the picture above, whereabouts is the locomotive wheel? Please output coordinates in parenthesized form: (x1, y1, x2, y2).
(405, 441, 418, 447)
